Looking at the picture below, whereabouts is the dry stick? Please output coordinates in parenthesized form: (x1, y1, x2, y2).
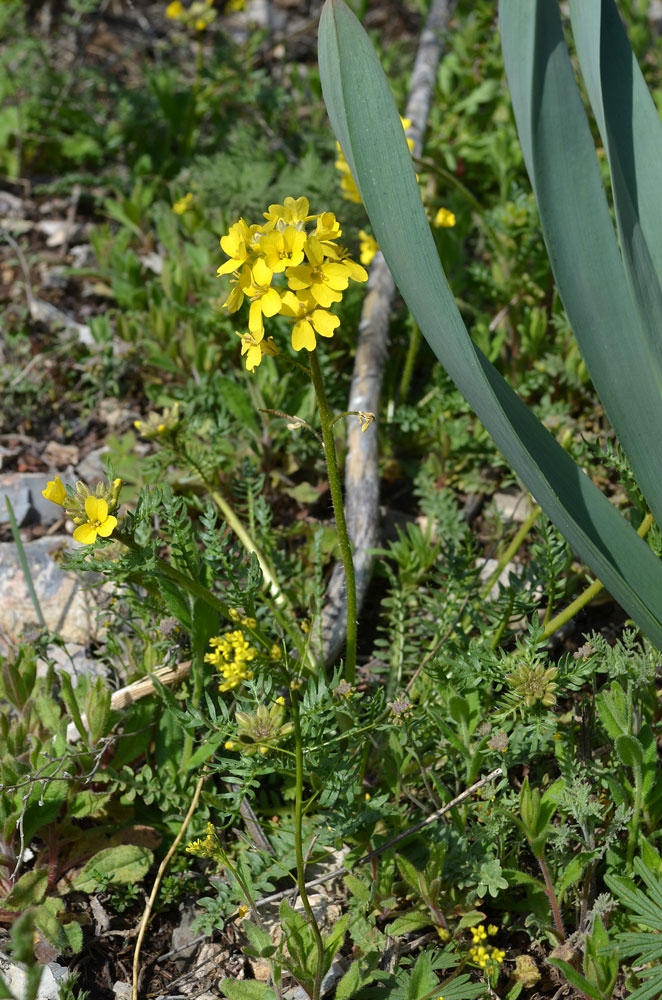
(319, 0, 457, 665)
(132, 769, 208, 1000)
(252, 767, 503, 910)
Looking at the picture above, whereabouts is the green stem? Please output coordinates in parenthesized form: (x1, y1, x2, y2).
(542, 512, 654, 640)
(480, 503, 541, 600)
(290, 687, 325, 1000)
(308, 350, 357, 682)
(398, 321, 421, 404)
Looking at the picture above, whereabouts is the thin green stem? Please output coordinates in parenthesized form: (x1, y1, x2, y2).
(290, 687, 325, 1000)
(480, 503, 541, 600)
(398, 321, 421, 404)
(308, 350, 357, 682)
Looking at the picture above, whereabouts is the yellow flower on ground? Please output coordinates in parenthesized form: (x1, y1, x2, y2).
(173, 192, 194, 215)
(434, 206, 456, 228)
(358, 230, 379, 266)
(166, 0, 183, 18)
(279, 290, 340, 352)
(42, 477, 67, 507)
(72, 497, 118, 545)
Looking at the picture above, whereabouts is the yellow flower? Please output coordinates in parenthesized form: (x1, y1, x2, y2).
(358, 230, 379, 266)
(226, 0, 246, 9)
(72, 496, 118, 545)
(487, 924, 498, 936)
(173, 192, 194, 214)
(286, 237, 353, 308)
(246, 258, 282, 337)
(434, 206, 456, 228)
(279, 289, 340, 352)
(205, 630, 257, 691)
(335, 143, 362, 203)
(195, 17, 205, 29)
(437, 928, 450, 942)
(259, 227, 306, 273)
(263, 196, 312, 229)
(42, 477, 67, 507)
(217, 219, 258, 276)
(166, 0, 184, 18)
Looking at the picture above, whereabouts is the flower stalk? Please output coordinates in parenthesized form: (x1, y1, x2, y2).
(289, 684, 325, 1000)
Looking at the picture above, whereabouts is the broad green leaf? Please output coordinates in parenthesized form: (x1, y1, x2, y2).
(318, 0, 662, 648)
(500, 0, 662, 532)
(3, 868, 48, 910)
(220, 981, 277, 1000)
(71, 844, 153, 892)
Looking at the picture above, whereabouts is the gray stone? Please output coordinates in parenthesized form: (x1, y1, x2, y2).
(0, 953, 69, 1000)
(0, 472, 69, 527)
(0, 536, 101, 649)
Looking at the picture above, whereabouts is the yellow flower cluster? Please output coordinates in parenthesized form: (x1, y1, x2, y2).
(205, 630, 257, 691)
(42, 476, 121, 545)
(218, 196, 368, 369)
(173, 192, 194, 215)
(468, 924, 505, 973)
(166, 0, 215, 31)
(186, 821, 219, 858)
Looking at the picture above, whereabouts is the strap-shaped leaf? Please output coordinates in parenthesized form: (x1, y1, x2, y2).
(500, 0, 662, 530)
(318, 0, 662, 646)
(570, 0, 662, 371)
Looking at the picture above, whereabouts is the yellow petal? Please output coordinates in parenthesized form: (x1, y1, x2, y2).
(73, 523, 97, 544)
(42, 477, 67, 506)
(97, 515, 117, 538)
(85, 496, 107, 521)
(291, 319, 316, 352)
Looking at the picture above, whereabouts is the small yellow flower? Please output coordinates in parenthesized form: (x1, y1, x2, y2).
(437, 928, 450, 942)
(237, 904, 249, 918)
(236, 332, 278, 372)
(225, 740, 236, 750)
(358, 229, 379, 266)
(275, 696, 285, 705)
(434, 206, 456, 228)
(173, 192, 194, 214)
(72, 496, 118, 545)
(487, 924, 498, 936)
(195, 17, 205, 29)
(166, 0, 184, 18)
(42, 477, 67, 507)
